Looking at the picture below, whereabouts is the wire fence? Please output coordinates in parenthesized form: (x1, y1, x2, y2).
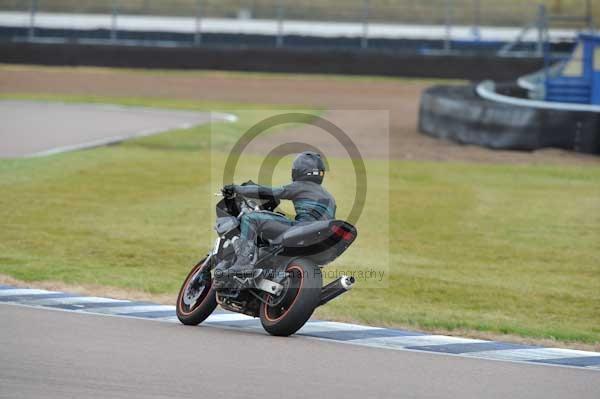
(0, 0, 595, 53)
(0, 0, 595, 26)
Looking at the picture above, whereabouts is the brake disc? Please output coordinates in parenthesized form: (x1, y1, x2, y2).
(183, 271, 205, 306)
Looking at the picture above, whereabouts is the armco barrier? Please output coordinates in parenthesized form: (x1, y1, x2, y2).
(418, 84, 600, 154)
(0, 26, 576, 54)
(0, 41, 543, 80)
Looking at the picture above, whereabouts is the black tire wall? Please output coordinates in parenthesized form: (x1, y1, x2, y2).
(0, 41, 542, 80)
(418, 85, 600, 154)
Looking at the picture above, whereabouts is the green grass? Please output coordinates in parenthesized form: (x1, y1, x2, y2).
(0, 64, 466, 85)
(1, 93, 599, 346)
(324, 162, 600, 344)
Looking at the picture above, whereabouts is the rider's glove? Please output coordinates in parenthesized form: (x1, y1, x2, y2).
(222, 184, 236, 198)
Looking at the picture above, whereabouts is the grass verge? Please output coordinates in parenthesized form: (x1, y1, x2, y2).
(1, 93, 599, 349)
(0, 64, 466, 85)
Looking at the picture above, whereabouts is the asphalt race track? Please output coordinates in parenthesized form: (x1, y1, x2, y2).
(0, 100, 233, 158)
(1, 303, 599, 399)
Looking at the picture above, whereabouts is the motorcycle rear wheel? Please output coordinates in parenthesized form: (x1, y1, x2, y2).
(176, 257, 218, 326)
(259, 258, 322, 336)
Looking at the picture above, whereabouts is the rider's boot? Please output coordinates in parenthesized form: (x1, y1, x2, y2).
(225, 239, 257, 277)
(213, 260, 231, 286)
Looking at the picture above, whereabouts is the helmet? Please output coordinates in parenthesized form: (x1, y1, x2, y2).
(292, 152, 326, 184)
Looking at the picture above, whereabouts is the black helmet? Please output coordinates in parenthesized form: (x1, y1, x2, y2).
(292, 152, 326, 184)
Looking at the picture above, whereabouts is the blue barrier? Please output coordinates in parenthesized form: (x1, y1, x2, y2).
(545, 33, 600, 105)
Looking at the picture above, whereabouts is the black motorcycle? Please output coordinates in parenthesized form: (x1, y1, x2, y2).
(176, 182, 357, 336)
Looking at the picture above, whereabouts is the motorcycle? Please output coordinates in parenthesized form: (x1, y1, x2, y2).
(176, 181, 358, 336)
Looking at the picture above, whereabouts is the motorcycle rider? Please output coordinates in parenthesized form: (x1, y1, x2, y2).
(216, 151, 336, 280)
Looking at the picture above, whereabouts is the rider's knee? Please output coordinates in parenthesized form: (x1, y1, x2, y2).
(242, 212, 260, 225)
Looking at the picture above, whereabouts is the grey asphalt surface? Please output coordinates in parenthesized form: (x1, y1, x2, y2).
(1, 304, 599, 399)
(0, 101, 219, 158)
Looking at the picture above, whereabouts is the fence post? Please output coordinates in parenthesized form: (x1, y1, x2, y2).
(444, 0, 453, 52)
(536, 4, 547, 57)
(28, 0, 38, 40)
(361, 0, 370, 49)
(194, 0, 203, 45)
(472, 0, 481, 40)
(276, 0, 284, 47)
(585, 0, 594, 32)
(111, 0, 118, 42)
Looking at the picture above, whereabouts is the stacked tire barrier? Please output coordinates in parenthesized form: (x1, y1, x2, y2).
(418, 84, 600, 154)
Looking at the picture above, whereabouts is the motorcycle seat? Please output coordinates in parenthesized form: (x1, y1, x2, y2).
(270, 220, 332, 246)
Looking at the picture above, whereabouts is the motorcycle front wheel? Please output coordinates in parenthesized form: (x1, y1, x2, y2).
(259, 258, 322, 336)
(176, 256, 218, 326)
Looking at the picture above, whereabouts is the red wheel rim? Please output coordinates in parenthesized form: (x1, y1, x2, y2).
(178, 261, 212, 316)
(263, 264, 304, 322)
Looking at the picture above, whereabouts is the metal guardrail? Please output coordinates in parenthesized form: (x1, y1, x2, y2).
(0, 0, 595, 53)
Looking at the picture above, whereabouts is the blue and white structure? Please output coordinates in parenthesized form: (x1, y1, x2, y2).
(545, 33, 600, 105)
(420, 32, 600, 155)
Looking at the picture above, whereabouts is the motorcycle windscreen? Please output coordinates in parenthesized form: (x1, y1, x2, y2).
(216, 197, 239, 218)
(279, 220, 357, 265)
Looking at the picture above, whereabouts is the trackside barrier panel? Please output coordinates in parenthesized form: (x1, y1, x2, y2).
(419, 84, 600, 154)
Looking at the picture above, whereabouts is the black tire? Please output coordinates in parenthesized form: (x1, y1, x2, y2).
(176, 257, 218, 326)
(259, 258, 322, 336)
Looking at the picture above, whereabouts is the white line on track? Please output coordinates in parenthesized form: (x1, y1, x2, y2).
(25, 297, 130, 306)
(0, 100, 239, 158)
(351, 335, 486, 349)
(27, 110, 238, 158)
(0, 289, 57, 296)
(203, 313, 255, 323)
(87, 305, 175, 314)
(465, 348, 600, 362)
(297, 321, 382, 334)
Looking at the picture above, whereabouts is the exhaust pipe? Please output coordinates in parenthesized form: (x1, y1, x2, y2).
(319, 275, 355, 306)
